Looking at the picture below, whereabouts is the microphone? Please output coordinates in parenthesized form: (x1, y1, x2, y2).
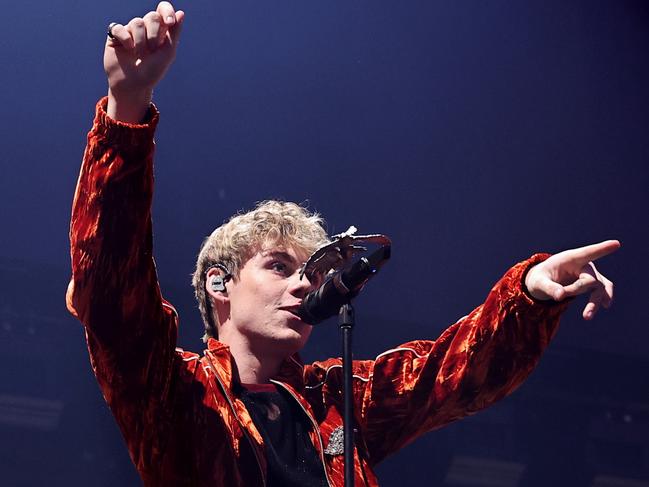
(298, 245, 391, 325)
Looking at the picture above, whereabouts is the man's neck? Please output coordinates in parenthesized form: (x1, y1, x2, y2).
(224, 339, 285, 384)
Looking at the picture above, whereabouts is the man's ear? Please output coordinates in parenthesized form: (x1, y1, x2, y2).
(205, 267, 230, 305)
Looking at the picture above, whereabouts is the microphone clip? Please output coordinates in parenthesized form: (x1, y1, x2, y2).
(299, 226, 391, 282)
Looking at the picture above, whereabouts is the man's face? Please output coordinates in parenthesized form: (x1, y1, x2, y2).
(223, 245, 322, 357)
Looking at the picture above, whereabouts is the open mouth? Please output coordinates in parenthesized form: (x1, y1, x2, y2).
(283, 308, 300, 317)
(279, 306, 303, 319)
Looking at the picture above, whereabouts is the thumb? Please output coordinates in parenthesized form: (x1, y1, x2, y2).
(561, 273, 601, 298)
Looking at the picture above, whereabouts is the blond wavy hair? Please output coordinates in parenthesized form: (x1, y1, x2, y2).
(192, 200, 330, 341)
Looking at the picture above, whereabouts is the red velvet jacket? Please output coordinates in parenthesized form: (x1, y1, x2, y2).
(67, 98, 569, 486)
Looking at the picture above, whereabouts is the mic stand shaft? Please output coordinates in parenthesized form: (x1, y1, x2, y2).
(339, 303, 355, 487)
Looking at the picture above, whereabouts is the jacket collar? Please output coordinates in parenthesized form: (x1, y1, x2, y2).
(205, 338, 305, 392)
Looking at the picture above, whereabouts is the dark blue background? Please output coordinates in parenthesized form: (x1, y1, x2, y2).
(1, 1, 647, 485)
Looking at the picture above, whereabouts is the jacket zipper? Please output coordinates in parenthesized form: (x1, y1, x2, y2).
(271, 380, 335, 487)
(205, 354, 267, 487)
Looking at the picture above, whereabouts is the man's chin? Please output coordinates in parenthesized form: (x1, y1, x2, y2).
(274, 325, 311, 351)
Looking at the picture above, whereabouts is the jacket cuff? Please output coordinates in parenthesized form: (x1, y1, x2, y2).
(91, 96, 160, 147)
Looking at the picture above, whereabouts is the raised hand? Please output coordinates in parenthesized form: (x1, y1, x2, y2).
(104, 2, 185, 122)
(524, 240, 620, 320)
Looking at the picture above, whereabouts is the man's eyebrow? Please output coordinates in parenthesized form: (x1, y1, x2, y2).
(261, 250, 299, 265)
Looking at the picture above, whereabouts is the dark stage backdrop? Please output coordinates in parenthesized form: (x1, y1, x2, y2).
(1, 1, 647, 486)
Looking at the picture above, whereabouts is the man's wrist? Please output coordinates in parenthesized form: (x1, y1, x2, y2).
(524, 265, 548, 301)
(520, 255, 557, 303)
(107, 88, 153, 124)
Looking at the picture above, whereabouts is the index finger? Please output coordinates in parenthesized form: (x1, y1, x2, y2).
(157, 1, 176, 25)
(106, 23, 135, 49)
(570, 239, 621, 263)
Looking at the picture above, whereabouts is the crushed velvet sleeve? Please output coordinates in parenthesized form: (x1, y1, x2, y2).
(353, 254, 571, 464)
(66, 97, 180, 470)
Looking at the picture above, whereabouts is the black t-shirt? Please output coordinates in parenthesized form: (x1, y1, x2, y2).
(239, 383, 329, 487)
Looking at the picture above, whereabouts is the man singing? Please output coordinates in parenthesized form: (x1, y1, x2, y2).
(67, 3, 619, 486)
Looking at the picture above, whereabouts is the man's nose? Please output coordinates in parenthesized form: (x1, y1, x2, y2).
(288, 271, 317, 297)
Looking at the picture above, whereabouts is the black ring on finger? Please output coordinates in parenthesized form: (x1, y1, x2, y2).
(107, 22, 119, 40)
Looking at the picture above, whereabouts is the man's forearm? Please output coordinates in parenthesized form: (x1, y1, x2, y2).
(67, 97, 160, 334)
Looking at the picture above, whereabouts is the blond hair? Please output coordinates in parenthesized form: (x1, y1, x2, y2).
(192, 200, 330, 341)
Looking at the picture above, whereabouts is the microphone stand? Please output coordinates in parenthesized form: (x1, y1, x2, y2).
(339, 302, 355, 487)
(337, 246, 390, 487)
(299, 234, 390, 487)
